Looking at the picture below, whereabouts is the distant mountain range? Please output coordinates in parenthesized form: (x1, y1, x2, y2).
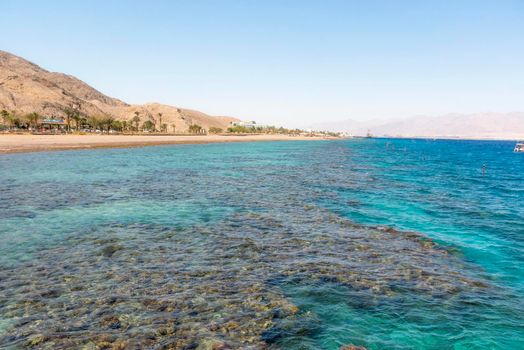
(310, 112, 524, 140)
(0, 50, 237, 132)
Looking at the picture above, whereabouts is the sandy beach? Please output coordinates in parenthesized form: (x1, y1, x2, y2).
(0, 134, 331, 154)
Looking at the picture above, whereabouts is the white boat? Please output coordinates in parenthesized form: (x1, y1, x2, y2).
(514, 141, 524, 153)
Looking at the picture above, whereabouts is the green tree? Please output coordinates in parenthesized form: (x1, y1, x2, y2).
(150, 117, 157, 132)
(64, 101, 81, 132)
(132, 112, 141, 131)
(157, 113, 163, 132)
(11, 114, 23, 128)
(265, 126, 277, 134)
(171, 124, 176, 134)
(79, 117, 88, 130)
(25, 112, 41, 129)
(87, 115, 101, 131)
(64, 114, 70, 131)
(188, 124, 204, 134)
(142, 120, 155, 132)
(1, 110, 9, 126)
(160, 123, 168, 132)
(71, 114, 82, 131)
(111, 120, 123, 132)
(99, 116, 115, 133)
(227, 125, 251, 133)
(208, 127, 223, 134)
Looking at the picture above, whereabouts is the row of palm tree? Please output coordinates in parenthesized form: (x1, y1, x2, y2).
(226, 125, 305, 135)
(0, 110, 119, 132)
(1, 109, 310, 135)
(0, 109, 183, 134)
(1, 110, 43, 130)
(131, 111, 171, 133)
(132, 111, 203, 134)
(2, 109, 327, 136)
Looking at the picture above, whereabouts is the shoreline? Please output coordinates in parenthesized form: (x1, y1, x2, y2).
(0, 134, 334, 154)
(362, 135, 522, 141)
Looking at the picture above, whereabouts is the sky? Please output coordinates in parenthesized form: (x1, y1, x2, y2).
(1, 0, 523, 127)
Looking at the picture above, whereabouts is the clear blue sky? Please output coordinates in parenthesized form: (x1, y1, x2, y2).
(2, 0, 523, 127)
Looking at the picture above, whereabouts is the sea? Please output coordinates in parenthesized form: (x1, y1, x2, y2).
(0, 138, 522, 349)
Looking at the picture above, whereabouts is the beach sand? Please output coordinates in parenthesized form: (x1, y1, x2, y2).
(0, 134, 331, 154)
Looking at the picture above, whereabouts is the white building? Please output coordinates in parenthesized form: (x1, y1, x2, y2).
(230, 120, 268, 128)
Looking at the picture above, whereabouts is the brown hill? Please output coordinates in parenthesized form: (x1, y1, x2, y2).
(0, 50, 237, 132)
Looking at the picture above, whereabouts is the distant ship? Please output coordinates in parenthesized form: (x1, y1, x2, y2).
(514, 141, 524, 153)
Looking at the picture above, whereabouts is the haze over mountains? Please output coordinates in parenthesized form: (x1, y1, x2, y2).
(310, 112, 524, 140)
(0, 50, 237, 132)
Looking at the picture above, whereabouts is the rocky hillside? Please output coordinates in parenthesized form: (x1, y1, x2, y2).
(0, 50, 237, 132)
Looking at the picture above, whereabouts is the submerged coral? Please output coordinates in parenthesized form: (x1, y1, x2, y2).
(0, 206, 489, 349)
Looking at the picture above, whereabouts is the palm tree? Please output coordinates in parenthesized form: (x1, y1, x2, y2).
(88, 116, 100, 131)
(157, 113, 163, 132)
(188, 124, 203, 134)
(111, 120, 123, 132)
(65, 101, 82, 132)
(64, 114, 70, 132)
(150, 116, 157, 132)
(101, 116, 115, 133)
(171, 124, 176, 134)
(25, 112, 41, 130)
(142, 120, 155, 132)
(71, 114, 81, 131)
(80, 117, 88, 130)
(132, 112, 141, 132)
(1, 109, 9, 126)
(10, 113, 23, 129)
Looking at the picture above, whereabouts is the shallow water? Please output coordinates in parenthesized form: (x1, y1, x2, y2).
(0, 139, 522, 349)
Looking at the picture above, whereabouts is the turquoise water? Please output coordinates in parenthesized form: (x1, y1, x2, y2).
(0, 139, 522, 349)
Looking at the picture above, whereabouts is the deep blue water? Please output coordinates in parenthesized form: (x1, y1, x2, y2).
(0, 139, 522, 349)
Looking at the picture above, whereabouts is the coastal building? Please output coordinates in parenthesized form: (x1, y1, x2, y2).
(40, 118, 65, 125)
(230, 120, 268, 129)
(231, 120, 257, 128)
(39, 118, 66, 133)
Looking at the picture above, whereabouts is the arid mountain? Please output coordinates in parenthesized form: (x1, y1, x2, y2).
(310, 112, 524, 140)
(0, 50, 237, 132)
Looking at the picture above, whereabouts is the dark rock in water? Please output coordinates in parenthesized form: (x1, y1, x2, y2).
(262, 314, 319, 344)
(101, 295, 121, 304)
(11, 210, 37, 219)
(40, 288, 61, 298)
(99, 244, 124, 257)
(100, 315, 121, 329)
(260, 327, 284, 343)
(182, 342, 198, 350)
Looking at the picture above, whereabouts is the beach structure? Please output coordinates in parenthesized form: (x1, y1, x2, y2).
(38, 118, 66, 133)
